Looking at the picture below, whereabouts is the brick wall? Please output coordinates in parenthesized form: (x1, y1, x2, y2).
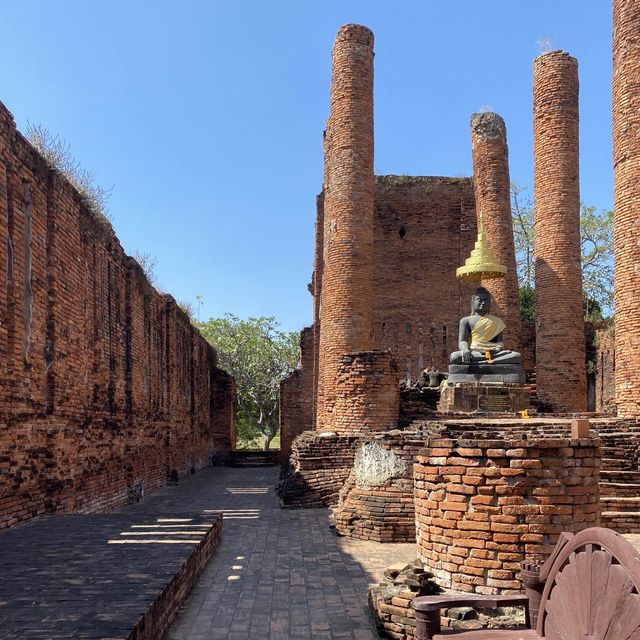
(533, 51, 587, 412)
(279, 326, 314, 456)
(594, 325, 615, 414)
(333, 430, 425, 542)
(613, 0, 640, 417)
(317, 24, 375, 431)
(371, 177, 479, 379)
(470, 112, 522, 355)
(414, 435, 600, 594)
(0, 102, 234, 529)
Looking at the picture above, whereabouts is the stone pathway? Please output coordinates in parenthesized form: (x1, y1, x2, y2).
(163, 466, 416, 640)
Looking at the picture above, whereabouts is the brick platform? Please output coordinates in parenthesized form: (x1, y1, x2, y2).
(0, 511, 222, 639)
(414, 435, 601, 594)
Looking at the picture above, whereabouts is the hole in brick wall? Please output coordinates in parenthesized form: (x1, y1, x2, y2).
(398, 226, 406, 238)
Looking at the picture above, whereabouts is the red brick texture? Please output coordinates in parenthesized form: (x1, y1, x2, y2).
(371, 177, 478, 378)
(613, 0, 640, 418)
(317, 24, 375, 431)
(0, 103, 234, 529)
(279, 326, 314, 456)
(470, 112, 522, 355)
(333, 351, 399, 434)
(533, 51, 587, 412)
(414, 436, 601, 594)
(333, 430, 425, 542)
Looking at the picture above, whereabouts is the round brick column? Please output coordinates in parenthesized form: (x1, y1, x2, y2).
(414, 436, 600, 594)
(333, 351, 399, 434)
(613, 0, 640, 417)
(470, 112, 521, 355)
(317, 24, 375, 430)
(533, 51, 587, 412)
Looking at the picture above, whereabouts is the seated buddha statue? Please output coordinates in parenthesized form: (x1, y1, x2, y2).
(448, 287, 524, 384)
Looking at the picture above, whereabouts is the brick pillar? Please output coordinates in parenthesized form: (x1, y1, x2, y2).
(317, 24, 375, 430)
(613, 0, 640, 417)
(533, 51, 586, 412)
(470, 112, 521, 354)
(312, 192, 324, 429)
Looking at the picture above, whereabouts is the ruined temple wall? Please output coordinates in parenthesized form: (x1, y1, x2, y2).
(533, 51, 587, 412)
(311, 176, 480, 385)
(371, 177, 478, 379)
(0, 102, 234, 529)
(613, 0, 640, 418)
(279, 327, 314, 455)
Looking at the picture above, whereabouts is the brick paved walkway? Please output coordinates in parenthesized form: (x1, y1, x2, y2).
(163, 466, 416, 640)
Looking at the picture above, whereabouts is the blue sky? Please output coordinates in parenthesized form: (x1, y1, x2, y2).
(0, 1, 612, 332)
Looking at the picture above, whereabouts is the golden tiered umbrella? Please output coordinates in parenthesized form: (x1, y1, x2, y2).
(456, 217, 507, 281)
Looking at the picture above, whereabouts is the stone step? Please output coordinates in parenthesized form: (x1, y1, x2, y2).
(599, 482, 640, 497)
(601, 470, 640, 483)
(600, 496, 640, 513)
(601, 457, 629, 470)
(230, 450, 280, 467)
(601, 511, 640, 534)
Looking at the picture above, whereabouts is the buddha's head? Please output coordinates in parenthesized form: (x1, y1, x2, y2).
(471, 287, 492, 315)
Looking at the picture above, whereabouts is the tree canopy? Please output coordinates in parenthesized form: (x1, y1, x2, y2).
(198, 314, 300, 449)
(511, 184, 613, 319)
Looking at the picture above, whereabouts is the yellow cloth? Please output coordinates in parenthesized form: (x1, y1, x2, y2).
(470, 314, 506, 350)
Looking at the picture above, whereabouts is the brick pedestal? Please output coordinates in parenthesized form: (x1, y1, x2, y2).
(414, 436, 600, 594)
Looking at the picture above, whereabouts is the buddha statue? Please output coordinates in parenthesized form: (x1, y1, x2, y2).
(448, 287, 524, 384)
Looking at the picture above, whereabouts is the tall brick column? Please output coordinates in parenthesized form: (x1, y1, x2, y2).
(317, 24, 375, 430)
(533, 51, 586, 412)
(613, 0, 640, 417)
(470, 112, 521, 354)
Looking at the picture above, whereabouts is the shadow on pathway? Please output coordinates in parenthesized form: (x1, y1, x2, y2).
(157, 466, 416, 640)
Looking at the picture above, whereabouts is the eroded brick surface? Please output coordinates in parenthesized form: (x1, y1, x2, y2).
(470, 112, 522, 355)
(317, 24, 375, 431)
(415, 436, 601, 594)
(613, 0, 640, 418)
(0, 103, 234, 530)
(533, 51, 587, 412)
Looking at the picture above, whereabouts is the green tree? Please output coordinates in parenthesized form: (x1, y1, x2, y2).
(511, 185, 613, 318)
(198, 314, 300, 450)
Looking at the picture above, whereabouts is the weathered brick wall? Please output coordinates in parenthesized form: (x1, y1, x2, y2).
(414, 436, 600, 594)
(313, 175, 479, 387)
(333, 430, 425, 542)
(371, 176, 478, 378)
(594, 325, 615, 414)
(0, 103, 234, 529)
(333, 351, 399, 434)
(317, 24, 375, 431)
(276, 431, 364, 508)
(613, 0, 640, 418)
(279, 326, 314, 456)
(533, 51, 587, 412)
(470, 113, 522, 355)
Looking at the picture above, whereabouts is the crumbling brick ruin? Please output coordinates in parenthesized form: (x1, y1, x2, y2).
(276, 17, 640, 620)
(0, 103, 235, 529)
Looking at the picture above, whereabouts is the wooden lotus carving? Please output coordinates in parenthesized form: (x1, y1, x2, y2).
(540, 529, 640, 639)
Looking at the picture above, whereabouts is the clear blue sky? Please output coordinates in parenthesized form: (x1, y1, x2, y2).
(0, 1, 612, 333)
